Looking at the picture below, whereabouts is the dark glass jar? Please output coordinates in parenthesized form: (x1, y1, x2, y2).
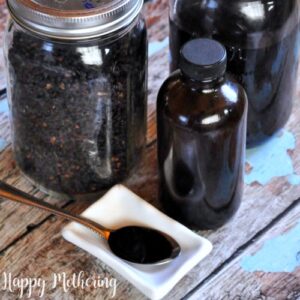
(169, 0, 300, 147)
(4, 0, 147, 199)
(157, 39, 247, 230)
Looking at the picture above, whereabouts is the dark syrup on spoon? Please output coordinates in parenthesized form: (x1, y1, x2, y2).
(108, 227, 174, 264)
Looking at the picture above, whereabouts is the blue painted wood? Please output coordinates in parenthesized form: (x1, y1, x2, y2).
(149, 37, 169, 57)
(245, 130, 300, 186)
(0, 98, 8, 114)
(241, 221, 300, 273)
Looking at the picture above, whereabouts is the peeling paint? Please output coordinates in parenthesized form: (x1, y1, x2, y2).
(245, 130, 299, 186)
(287, 174, 300, 186)
(241, 222, 300, 273)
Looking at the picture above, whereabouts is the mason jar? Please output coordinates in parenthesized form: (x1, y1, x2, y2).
(169, 0, 300, 147)
(4, 0, 147, 199)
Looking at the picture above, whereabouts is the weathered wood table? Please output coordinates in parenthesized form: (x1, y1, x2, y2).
(1, 1, 300, 299)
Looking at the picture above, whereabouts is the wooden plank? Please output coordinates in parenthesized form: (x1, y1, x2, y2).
(188, 200, 300, 300)
(143, 0, 169, 42)
(147, 47, 169, 144)
(0, 149, 73, 251)
(144, 0, 170, 144)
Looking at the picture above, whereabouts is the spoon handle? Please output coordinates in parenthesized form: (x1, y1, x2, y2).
(0, 181, 111, 240)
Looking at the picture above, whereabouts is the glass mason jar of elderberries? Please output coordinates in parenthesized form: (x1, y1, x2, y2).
(4, 0, 147, 199)
(169, 0, 300, 147)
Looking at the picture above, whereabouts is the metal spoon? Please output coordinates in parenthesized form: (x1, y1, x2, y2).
(0, 181, 181, 266)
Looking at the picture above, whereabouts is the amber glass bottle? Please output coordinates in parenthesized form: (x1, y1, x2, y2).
(157, 39, 248, 230)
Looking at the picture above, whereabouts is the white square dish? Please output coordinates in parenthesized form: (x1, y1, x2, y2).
(62, 185, 212, 300)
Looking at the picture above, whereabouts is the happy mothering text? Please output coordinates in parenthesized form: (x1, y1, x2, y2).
(1, 271, 117, 298)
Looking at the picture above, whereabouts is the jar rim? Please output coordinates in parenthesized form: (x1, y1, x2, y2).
(7, 0, 143, 40)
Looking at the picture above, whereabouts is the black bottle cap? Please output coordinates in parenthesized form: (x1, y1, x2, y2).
(179, 38, 227, 82)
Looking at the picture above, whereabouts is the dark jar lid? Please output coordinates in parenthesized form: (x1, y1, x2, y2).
(7, 0, 143, 40)
(179, 38, 227, 82)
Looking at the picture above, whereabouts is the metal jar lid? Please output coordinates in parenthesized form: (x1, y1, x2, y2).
(7, 0, 143, 40)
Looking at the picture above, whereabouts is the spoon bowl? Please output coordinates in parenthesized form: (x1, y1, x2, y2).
(0, 181, 181, 265)
(108, 226, 181, 265)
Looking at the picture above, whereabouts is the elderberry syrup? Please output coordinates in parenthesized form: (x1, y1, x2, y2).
(157, 39, 248, 230)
